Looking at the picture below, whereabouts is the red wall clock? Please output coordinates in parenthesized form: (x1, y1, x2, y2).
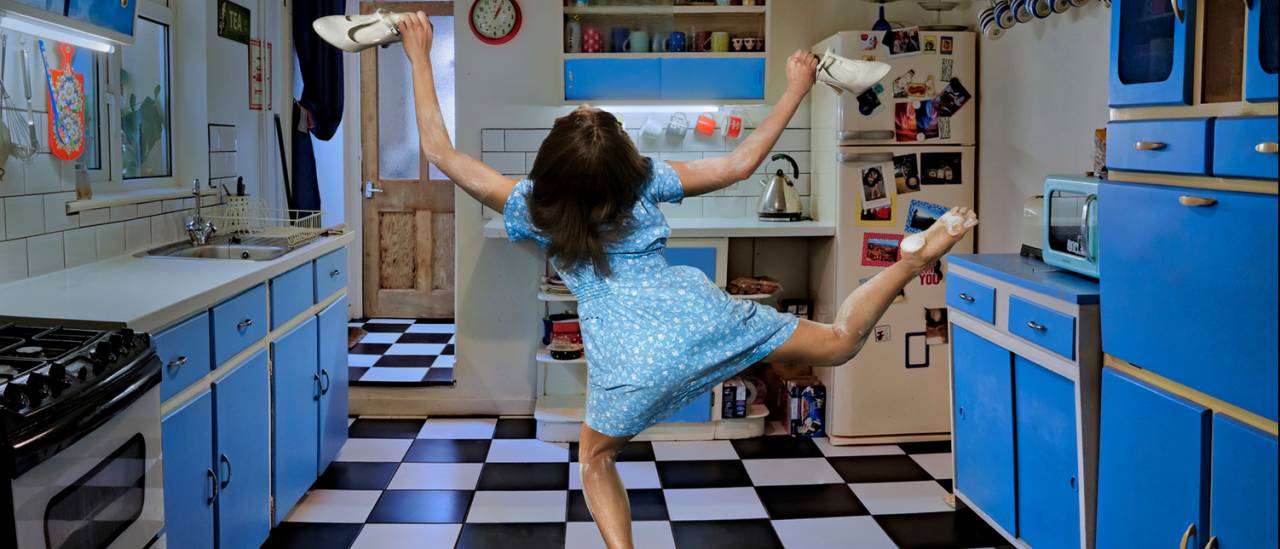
(469, 0, 522, 45)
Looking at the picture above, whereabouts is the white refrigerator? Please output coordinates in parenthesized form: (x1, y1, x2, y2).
(808, 30, 977, 443)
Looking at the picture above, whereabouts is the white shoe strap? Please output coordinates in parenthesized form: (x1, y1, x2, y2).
(377, 9, 401, 36)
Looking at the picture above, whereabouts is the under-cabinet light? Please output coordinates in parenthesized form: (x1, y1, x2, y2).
(0, 15, 116, 53)
(595, 104, 721, 113)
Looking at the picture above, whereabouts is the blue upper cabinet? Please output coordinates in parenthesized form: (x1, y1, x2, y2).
(1244, 0, 1279, 101)
(1110, 0, 1197, 106)
(660, 58, 766, 101)
(951, 325, 1017, 535)
(565, 59, 661, 101)
(563, 58, 767, 102)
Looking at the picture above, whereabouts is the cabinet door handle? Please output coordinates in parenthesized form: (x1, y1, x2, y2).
(958, 293, 975, 303)
(957, 406, 965, 419)
(320, 369, 332, 395)
(1026, 320, 1047, 332)
(167, 356, 188, 370)
(1204, 535, 1218, 549)
(219, 453, 232, 489)
(206, 468, 218, 506)
(1134, 141, 1167, 151)
(1178, 196, 1218, 207)
(1242, 0, 1252, 10)
(330, 268, 341, 278)
(1069, 476, 1078, 492)
(1256, 141, 1279, 154)
(1179, 523, 1196, 549)
(237, 318, 254, 331)
(838, 152, 895, 163)
(837, 130, 895, 141)
(1170, 0, 1185, 22)
(314, 373, 323, 401)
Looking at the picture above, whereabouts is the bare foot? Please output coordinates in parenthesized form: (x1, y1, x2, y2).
(900, 207, 978, 272)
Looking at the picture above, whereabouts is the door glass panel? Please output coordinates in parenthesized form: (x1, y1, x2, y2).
(1047, 190, 1088, 258)
(44, 434, 146, 549)
(378, 16, 454, 181)
(1117, 0, 1177, 84)
(1262, 0, 1279, 73)
(1202, 0, 1245, 103)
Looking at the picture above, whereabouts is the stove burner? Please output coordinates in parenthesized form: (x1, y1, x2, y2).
(15, 346, 44, 356)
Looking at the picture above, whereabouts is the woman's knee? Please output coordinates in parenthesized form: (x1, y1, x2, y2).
(578, 424, 628, 464)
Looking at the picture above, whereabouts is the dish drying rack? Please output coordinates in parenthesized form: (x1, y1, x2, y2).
(206, 196, 324, 248)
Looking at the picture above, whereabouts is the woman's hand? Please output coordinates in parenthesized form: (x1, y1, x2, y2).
(785, 50, 818, 96)
(399, 11, 434, 67)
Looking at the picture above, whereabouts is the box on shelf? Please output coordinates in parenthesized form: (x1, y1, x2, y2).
(785, 376, 825, 437)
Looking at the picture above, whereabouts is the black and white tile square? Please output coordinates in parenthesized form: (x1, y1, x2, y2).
(266, 417, 1014, 549)
(348, 319, 456, 386)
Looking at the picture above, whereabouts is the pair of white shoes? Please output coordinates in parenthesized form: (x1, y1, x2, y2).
(314, 12, 890, 95)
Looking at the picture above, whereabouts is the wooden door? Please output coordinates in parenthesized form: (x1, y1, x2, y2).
(360, 1, 455, 318)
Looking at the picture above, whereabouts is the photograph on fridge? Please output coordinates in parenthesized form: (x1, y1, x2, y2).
(933, 78, 972, 117)
(860, 163, 893, 210)
(920, 152, 963, 185)
(895, 102, 918, 142)
(857, 192, 895, 227)
(883, 27, 921, 57)
(915, 100, 940, 140)
(925, 308, 949, 345)
(893, 154, 921, 194)
(904, 199, 949, 234)
(861, 232, 903, 267)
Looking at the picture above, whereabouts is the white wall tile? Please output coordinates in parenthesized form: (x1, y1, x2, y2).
(481, 130, 504, 152)
(0, 239, 27, 283)
(124, 219, 152, 252)
(659, 200, 703, 218)
(137, 200, 163, 217)
(150, 214, 176, 245)
(110, 204, 138, 222)
(0, 199, 5, 239)
(26, 233, 64, 277)
(96, 223, 126, 259)
(23, 153, 65, 195)
(80, 207, 111, 226)
(503, 130, 550, 152)
(635, 133, 684, 152)
(219, 126, 238, 151)
(681, 134, 728, 152)
(163, 199, 185, 213)
(774, 129, 811, 151)
(43, 192, 78, 232)
(480, 153, 526, 175)
(0, 161, 23, 197)
(703, 196, 750, 218)
(524, 153, 538, 173)
(64, 227, 98, 268)
(4, 195, 44, 239)
(182, 198, 195, 209)
(59, 161, 78, 192)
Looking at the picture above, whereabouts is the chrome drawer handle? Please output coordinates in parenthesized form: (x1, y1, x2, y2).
(1179, 524, 1196, 549)
(1026, 321, 1047, 332)
(1134, 141, 1167, 151)
(167, 356, 188, 370)
(237, 318, 253, 330)
(1256, 142, 1279, 154)
(1178, 196, 1218, 207)
(329, 268, 341, 278)
(957, 293, 975, 303)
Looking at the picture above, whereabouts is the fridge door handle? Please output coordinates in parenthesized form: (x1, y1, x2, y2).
(838, 152, 895, 163)
(837, 130, 894, 141)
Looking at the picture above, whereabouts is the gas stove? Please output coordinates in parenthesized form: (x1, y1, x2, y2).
(0, 323, 152, 414)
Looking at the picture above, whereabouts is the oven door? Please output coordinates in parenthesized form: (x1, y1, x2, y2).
(8, 359, 163, 549)
(1042, 179, 1100, 278)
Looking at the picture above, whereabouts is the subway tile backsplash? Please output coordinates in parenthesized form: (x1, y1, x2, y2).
(480, 124, 811, 221)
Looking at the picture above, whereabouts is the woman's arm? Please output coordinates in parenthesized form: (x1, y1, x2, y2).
(400, 13, 516, 212)
(667, 50, 817, 197)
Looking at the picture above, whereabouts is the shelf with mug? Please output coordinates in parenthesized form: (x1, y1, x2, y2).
(537, 346, 588, 364)
(565, 5, 768, 15)
(563, 52, 767, 59)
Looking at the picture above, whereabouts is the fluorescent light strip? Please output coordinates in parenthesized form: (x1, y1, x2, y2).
(596, 104, 721, 113)
(0, 16, 116, 53)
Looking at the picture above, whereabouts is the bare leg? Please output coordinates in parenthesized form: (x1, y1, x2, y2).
(766, 207, 978, 366)
(579, 424, 636, 549)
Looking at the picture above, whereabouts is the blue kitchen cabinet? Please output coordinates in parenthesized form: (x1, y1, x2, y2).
(160, 390, 215, 549)
(317, 295, 350, 474)
(271, 317, 320, 523)
(951, 325, 1017, 535)
(1096, 368, 1211, 548)
(1244, 0, 1278, 101)
(658, 241, 726, 423)
(314, 248, 349, 302)
(660, 58, 766, 101)
(1014, 356, 1080, 549)
(212, 350, 272, 549)
(1099, 181, 1278, 421)
(1109, 0, 1197, 106)
(210, 284, 268, 366)
(155, 312, 212, 401)
(271, 262, 315, 330)
(1105, 118, 1212, 175)
(564, 58, 661, 101)
(1209, 414, 1279, 549)
(662, 246, 718, 282)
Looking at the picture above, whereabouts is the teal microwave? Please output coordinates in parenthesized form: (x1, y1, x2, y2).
(1042, 175, 1100, 278)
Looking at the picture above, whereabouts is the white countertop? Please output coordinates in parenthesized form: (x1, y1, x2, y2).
(0, 232, 355, 333)
(483, 217, 836, 239)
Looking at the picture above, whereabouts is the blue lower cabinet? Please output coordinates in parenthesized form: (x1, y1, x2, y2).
(662, 246, 718, 282)
(161, 390, 215, 549)
(318, 296, 350, 474)
(660, 58, 766, 101)
(272, 317, 320, 523)
(1097, 368, 1211, 548)
(212, 350, 272, 549)
(665, 391, 713, 423)
(1209, 414, 1279, 549)
(564, 58, 660, 100)
(951, 325, 1017, 534)
(1014, 356, 1080, 549)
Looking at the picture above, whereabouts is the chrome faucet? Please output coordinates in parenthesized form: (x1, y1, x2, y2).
(185, 178, 217, 246)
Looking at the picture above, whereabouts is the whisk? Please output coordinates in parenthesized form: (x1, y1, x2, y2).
(1, 35, 39, 162)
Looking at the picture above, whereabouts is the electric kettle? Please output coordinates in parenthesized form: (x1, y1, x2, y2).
(758, 154, 803, 221)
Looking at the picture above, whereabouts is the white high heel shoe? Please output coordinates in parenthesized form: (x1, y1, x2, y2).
(815, 48, 892, 95)
(313, 9, 406, 53)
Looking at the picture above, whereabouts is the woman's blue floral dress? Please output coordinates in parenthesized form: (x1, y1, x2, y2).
(504, 158, 799, 437)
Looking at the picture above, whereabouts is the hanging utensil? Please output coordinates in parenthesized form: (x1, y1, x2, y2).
(21, 44, 39, 155)
(39, 40, 85, 161)
(1, 36, 38, 162)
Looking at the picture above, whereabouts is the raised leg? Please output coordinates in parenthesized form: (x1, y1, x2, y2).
(766, 207, 978, 366)
(578, 424, 636, 549)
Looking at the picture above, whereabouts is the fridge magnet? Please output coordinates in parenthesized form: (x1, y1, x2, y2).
(921, 152, 963, 185)
(941, 36, 954, 55)
(856, 87, 882, 116)
(932, 78, 972, 117)
(940, 116, 951, 139)
(919, 261, 944, 286)
(923, 36, 938, 54)
(892, 70, 915, 98)
(893, 154, 921, 194)
(905, 332, 929, 368)
(905, 199, 949, 234)
(907, 75, 935, 98)
(884, 27, 921, 57)
(860, 163, 893, 211)
(941, 58, 954, 81)
(857, 192, 895, 227)
(874, 325, 892, 343)
(925, 308, 949, 345)
(862, 232, 903, 267)
(861, 54, 878, 62)
(859, 32, 879, 50)
(894, 103, 917, 142)
(914, 100, 939, 140)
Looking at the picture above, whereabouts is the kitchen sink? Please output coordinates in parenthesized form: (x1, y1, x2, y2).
(142, 237, 293, 261)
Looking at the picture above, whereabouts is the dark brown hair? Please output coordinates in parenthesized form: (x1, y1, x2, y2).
(528, 108, 650, 276)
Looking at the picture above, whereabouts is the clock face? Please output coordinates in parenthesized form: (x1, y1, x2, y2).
(470, 0, 521, 44)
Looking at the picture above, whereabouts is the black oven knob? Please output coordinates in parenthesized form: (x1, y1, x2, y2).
(108, 334, 126, 353)
(24, 373, 48, 406)
(46, 365, 70, 395)
(93, 341, 114, 363)
(3, 383, 27, 409)
(66, 362, 90, 381)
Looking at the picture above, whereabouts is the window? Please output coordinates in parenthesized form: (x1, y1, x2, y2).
(118, 16, 170, 180)
(377, 15, 454, 181)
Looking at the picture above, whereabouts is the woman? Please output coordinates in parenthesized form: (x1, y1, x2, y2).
(396, 14, 976, 548)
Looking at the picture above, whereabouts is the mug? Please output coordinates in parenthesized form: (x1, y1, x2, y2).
(583, 27, 603, 53)
(1012, 0, 1034, 23)
(565, 19, 582, 53)
(651, 32, 667, 52)
(694, 31, 712, 52)
(716, 0, 730, 5)
(722, 114, 743, 139)
(640, 116, 663, 139)
(629, 29, 650, 53)
(1030, 0, 1053, 18)
(666, 112, 690, 136)
(695, 113, 717, 136)
(978, 7, 1004, 40)
(742, 0, 758, 4)
(610, 27, 629, 53)
(743, 37, 758, 51)
(710, 31, 730, 53)
(1051, 0, 1071, 13)
(667, 31, 686, 52)
(1068, 0, 1090, 6)
(732, 37, 744, 52)
(994, 0, 1016, 30)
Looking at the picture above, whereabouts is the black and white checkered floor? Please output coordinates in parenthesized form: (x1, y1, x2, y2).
(348, 319, 456, 386)
(264, 417, 1012, 549)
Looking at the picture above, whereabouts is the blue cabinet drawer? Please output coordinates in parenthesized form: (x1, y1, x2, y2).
(1099, 182, 1277, 421)
(564, 59, 660, 100)
(211, 284, 268, 366)
(1212, 116, 1279, 180)
(947, 275, 996, 324)
(156, 312, 212, 401)
(270, 262, 315, 330)
(1210, 414, 1279, 549)
(314, 247, 348, 301)
(1007, 295, 1075, 360)
(1107, 119, 1212, 175)
(660, 58, 766, 101)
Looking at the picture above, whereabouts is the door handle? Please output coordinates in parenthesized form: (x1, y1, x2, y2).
(1256, 141, 1279, 154)
(838, 152, 894, 163)
(1134, 141, 1167, 151)
(206, 468, 218, 506)
(219, 453, 232, 489)
(320, 369, 332, 395)
(1170, 0, 1185, 21)
(957, 406, 965, 419)
(1178, 196, 1218, 207)
(167, 356, 188, 371)
(1179, 523, 1196, 549)
(1204, 535, 1218, 549)
(1242, 0, 1251, 9)
(314, 373, 323, 400)
(1026, 321, 1047, 332)
(363, 180, 384, 199)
